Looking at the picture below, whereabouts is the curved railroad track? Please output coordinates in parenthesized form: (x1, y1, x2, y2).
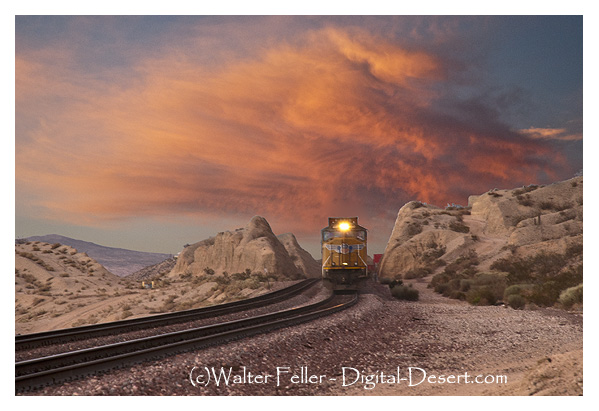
(16, 278, 319, 351)
(16, 290, 357, 393)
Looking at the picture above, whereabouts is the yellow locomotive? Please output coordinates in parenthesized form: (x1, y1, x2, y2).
(321, 217, 368, 290)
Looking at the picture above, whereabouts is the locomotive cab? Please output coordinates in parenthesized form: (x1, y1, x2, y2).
(321, 217, 368, 290)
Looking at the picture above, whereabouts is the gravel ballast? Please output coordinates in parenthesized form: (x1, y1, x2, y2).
(23, 280, 582, 396)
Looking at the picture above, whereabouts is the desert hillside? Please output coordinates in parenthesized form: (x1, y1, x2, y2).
(15, 240, 298, 334)
(170, 216, 319, 279)
(380, 176, 582, 309)
(25, 234, 173, 277)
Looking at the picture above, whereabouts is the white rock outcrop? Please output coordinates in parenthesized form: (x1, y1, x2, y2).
(379, 177, 583, 279)
(169, 216, 317, 279)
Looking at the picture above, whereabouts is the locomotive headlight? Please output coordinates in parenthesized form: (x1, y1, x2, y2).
(339, 222, 351, 231)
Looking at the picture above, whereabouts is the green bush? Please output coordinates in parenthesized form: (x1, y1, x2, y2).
(433, 282, 450, 295)
(559, 283, 583, 308)
(460, 279, 472, 292)
(507, 294, 526, 309)
(391, 284, 419, 301)
(466, 287, 497, 306)
(504, 284, 524, 298)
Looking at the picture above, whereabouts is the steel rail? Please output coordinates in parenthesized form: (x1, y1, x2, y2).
(16, 291, 357, 392)
(16, 278, 318, 350)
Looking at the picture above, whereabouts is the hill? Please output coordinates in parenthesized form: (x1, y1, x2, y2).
(379, 176, 583, 309)
(25, 234, 173, 277)
(15, 240, 124, 334)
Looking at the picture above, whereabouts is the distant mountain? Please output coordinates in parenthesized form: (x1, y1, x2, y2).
(24, 234, 173, 277)
(126, 257, 177, 281)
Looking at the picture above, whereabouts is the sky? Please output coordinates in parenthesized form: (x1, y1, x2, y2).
(14, 14, 584, 257)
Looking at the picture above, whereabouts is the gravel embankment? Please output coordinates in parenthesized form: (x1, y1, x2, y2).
(23, 280, 582, 396)
(16, 282, 328, 362)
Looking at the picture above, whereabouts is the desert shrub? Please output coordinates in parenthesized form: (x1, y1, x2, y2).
(491, 257, 535, 284)
(528, 282, 560, 306)
(232, 270, 252, 281)
(242, 277, 262, 290)
(391, 284, 419, 301)
(406, 222, 423, 237)
(160, 295, 178, 312)
(449, 220, 470, 233)
(539, 200, 570, 211)
(471, 273, 506, 302)
(215, 276, 230, 285)
(466, 287, 497, 306)
(422, 244, 446, 263)
(516, 194, 534, 206)
(38, 284, 52, 292)
(460, 279, 472, 292)
(513, 185, 539, 196)
(32, 297, 45, 306)
(444, 250, 479, 276)
(429, 273, 451, 289)
(433, 282, 450, 295)
(507, 294, 526, 309)
(559, 284, 583, 308)
(504, 284, 524, 299)
(449, 290, 466, 300)
(565, 243, 583, 259)
(404, 267, 431, 279)
(203, 267, 215, 275)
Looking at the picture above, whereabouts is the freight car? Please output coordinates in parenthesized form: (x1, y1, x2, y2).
(321, 217, 368, 290)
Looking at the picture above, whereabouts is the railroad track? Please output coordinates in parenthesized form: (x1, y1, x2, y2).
(16, 291, 357, 392)
(16, 278, 319, 350)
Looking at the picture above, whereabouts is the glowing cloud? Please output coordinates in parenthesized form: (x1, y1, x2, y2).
(520, 127, 583, 141)
(16, 23, 577, 237)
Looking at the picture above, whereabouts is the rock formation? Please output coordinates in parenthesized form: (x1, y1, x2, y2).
(277, 233, 321, 278)
(169, 216, 317, 279)
(379, 177, 583, 279)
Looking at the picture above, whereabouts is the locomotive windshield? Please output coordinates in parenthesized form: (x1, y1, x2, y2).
(323, 230, 366, 241)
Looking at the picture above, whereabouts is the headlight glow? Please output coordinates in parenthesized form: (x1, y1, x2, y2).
(339, 222, 351, 231)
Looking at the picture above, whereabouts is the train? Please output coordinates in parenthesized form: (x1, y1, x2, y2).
(321, 217, 368, 290)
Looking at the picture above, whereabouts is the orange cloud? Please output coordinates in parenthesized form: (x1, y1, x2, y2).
(16, 26, 572, 236)
(520, 127, 583, 141)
